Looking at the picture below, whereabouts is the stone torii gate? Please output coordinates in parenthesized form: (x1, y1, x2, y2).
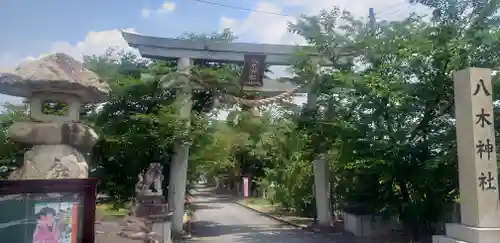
(121, 31, 333, 235)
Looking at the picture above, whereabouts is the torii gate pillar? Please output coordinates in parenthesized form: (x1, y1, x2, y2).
(121, 30, 334, 235)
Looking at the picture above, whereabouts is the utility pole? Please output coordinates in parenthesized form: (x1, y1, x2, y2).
(368, 8, 376, 35)
(169, 57, 193, 236)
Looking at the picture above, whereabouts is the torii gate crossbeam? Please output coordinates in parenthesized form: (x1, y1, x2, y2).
(121, 30, 334, 236)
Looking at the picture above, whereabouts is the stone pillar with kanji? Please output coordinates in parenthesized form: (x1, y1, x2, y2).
(433, 68, 500, 243)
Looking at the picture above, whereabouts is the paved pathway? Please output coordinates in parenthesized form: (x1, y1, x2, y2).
(186, 186, 346, 243)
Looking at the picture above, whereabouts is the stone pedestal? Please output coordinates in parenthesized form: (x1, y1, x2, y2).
(433, 224, 500, 243)
(133, 195, 173, 242)
(19, 145, 89, 179)
(432, 68, 500, 243)
(7, 121, 98, 179)
(135, 195, 167, 218)
(8, 121, 98, 146)
(149, 213, 173, 243)
(313, 158, 332, 226)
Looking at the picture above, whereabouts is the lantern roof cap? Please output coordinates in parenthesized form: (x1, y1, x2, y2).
(0, 53, 110, 103)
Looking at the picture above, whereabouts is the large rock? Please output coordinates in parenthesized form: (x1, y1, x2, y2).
(0, 53, 110, 103)
(9, 144, 89, 179)
(8, 121, 98, 147)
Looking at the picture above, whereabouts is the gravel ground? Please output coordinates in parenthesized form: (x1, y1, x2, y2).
(94, 221, 139, 243)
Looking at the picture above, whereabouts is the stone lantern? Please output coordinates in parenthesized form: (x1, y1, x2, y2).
(0, 53, 110, 179)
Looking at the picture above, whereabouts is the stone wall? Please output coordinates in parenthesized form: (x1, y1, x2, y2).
(343, 203, 461, 238)
(343, 212, 399, 237)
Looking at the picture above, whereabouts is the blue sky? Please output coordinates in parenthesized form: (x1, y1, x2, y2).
(0, 0, 244, 60)
(0, 0, 429, 105)
(0, 0, 302, 62)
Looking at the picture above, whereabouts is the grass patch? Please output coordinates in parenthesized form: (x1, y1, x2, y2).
(95, 203, 128, 221)
(238, 197, 314, 227)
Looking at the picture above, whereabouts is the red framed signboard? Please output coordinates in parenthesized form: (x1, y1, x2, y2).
(0, 179, 97, 243)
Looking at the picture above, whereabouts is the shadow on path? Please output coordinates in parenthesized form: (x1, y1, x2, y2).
(190, 220, 354, 243)
(183, 185, 357, 243)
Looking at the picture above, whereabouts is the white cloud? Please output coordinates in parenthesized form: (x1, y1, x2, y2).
(219, 1, 432, 78)
(157, 1, 176, 14)
(219, 17, 236, 30)
(0, 53, 21, 70)
(141, 8, 152, 18)
(1, 27, 140, 73)
(220, 0, 431, 45)
(22, 28, 139, 63)
(141, 1, 176, 18)
(0, 54, 28, 104)
(0, 28, 140, 104)
(278, 0, 430, 19)
(1, 28, 138, 70)
(219, 2, 300, 45)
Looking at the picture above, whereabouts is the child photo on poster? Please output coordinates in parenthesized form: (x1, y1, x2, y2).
(33, 202, 78, 243)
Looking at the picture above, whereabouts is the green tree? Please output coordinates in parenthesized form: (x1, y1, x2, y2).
(284, 2, 500, 240)
(87, 30, 243, 205)
(0, 102, 29, 179)
(87, 50, 178, 203)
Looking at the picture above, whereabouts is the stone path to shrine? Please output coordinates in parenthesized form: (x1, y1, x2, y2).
(185, 186, 347, 243)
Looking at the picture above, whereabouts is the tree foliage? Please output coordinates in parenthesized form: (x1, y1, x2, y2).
(2, 2, 500, 241)
(0, 103, 29, 178)
(276, 1, 500, 239)
(84, 30, 243, 204)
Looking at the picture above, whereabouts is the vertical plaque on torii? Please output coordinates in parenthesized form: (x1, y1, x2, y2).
(241, 54, 266, 87)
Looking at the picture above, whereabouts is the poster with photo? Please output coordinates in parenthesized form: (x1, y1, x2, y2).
(0, 192, 83, 243)
(33, 201, 80, 243)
